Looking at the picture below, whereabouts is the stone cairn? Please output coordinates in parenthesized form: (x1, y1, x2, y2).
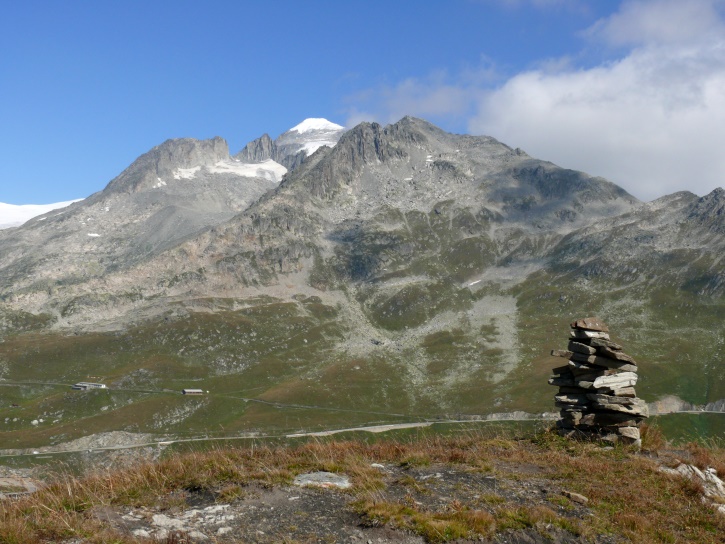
(549, 317, 648, 447)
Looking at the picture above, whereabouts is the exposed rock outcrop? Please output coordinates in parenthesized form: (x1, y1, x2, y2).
(235, 133, 276, 163)
(106, 137, 230, 194)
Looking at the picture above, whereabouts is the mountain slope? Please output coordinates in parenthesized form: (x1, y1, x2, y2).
(0, 136, 287, 303)
(0, 117, 722, 448)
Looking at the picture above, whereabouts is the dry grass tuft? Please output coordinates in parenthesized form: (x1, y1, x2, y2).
(687, 441, 725, 476)
(640, 422, 667, 452)
(355, 498, 497, 542)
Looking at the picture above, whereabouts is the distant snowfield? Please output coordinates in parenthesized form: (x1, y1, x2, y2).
(173, 166, 201, 180)
(0, 200, 82, 229)
(210, 159, 287, 182)
(172, 159, 287, 183)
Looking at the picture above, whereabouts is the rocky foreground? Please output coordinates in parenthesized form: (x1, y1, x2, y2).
(1, 428, 724, 543)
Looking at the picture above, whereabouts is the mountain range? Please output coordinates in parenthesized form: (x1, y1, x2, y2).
(0, 117, 723, 449)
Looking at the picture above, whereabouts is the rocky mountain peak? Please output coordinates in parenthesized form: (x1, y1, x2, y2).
(688, 187, 725, 232)
(235, 134, 275, 163)
(105, 136, 230, 194)
(698, 187, 725, 208)
(336, 121, 410, 166)
(390, 115, 444, 135)
(281, 121, 413, 201)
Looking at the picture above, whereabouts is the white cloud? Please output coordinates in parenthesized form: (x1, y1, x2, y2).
(471, 0, 725, 200)
(345, 0, 725, 201)
(587, 0, 725, 46)
(343, 67, 495, 128)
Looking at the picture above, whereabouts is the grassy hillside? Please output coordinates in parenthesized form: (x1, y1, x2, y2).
(1, 274, 723, 449)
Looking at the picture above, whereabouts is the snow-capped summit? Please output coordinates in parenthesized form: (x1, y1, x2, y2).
(289, 118, 345, 133)
(236, 118, 347, 170)
(276, 118, 347, 165)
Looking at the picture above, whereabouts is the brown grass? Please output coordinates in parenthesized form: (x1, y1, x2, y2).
(355, 499, 498, 542)
(0, 430, 723, 543)
(687, 441, 725, 476)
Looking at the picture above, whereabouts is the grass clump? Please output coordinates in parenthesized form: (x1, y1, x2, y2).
(355, 497, 582, 543)
(355, 499, 496, 542)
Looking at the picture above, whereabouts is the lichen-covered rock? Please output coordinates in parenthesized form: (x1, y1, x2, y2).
(293, 471, 351, 489)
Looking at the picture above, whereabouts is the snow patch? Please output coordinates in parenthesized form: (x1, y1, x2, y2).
(300, 140, 337, 156)
(153, 177, 167, 188)
(87, 233, 100, 237)
(173, 167, 201, 180)
(0, 200, 82, 229)
(207, 159, 287, 182)
(289, 118, 344, 133)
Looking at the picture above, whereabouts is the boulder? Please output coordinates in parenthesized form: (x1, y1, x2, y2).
(568, 341, 596, 355)
(570, 329, 611, 340)
(570, 352, 637, 372)
(579, 412, 643, 427)
(555, 393, 590, 406)
(588, 396, 649, 417)
(617, 427, 641, 440)
(570, 317, 609, 332)
(591, 372, 638, 390)
(589, 337, 623, 351)
(551, 349, 574, 359)
(293, 472, 351, 489)
(597, 346, 636, 363)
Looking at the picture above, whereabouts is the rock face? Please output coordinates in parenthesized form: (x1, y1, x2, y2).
(235, 133, 275, 163)
(688, 187, 725, 233)
(105, 137, 231, 194)
(549, 317, 648, 446)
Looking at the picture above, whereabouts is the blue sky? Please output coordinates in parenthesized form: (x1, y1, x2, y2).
(1, 0, 724, 205)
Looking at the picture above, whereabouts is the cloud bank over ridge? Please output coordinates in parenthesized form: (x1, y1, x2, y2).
(345, 0, 725, 201)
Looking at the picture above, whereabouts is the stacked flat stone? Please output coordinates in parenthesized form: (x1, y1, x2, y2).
(549, 317, 648, 447)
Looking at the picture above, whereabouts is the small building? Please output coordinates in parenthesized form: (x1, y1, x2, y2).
(182, 389, 204, 395)
(72, 382, 107, 390)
